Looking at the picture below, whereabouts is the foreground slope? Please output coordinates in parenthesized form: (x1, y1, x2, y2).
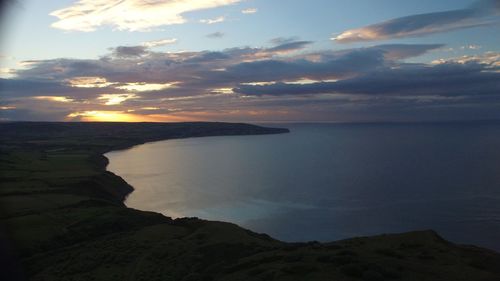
(0, 122, 499, 281)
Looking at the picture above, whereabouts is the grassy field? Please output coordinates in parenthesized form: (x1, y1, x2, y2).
(1, 122, 499, 281)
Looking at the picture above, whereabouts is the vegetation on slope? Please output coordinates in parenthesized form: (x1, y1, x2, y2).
(1, 122, 499, 281)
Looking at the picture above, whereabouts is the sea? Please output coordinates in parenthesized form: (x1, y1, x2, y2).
(105, 122, 500, 251)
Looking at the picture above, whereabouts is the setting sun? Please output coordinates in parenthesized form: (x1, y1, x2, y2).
(67, 111, 147, 122)
(66, 110, 188, 122)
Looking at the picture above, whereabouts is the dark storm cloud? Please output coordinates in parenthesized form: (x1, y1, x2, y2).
(335, 0, 500, 43)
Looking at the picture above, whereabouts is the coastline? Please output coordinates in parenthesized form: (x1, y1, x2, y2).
(98, 126, 290, 204)
(1, 122, 500, 281)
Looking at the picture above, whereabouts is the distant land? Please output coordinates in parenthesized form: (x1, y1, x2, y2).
(1, 122, 499, 281)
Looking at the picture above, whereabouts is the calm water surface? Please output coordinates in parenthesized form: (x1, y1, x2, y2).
(106, 123, 500, 251)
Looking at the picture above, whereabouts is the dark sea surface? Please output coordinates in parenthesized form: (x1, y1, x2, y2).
(105, 122, 500, 251)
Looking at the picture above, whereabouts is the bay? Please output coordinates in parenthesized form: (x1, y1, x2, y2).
(106, 123, 500, 251)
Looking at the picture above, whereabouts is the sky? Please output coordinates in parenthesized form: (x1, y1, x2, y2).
(0, 0, 499, 122)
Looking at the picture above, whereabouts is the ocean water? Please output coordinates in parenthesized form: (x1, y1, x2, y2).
(105, 123, 500, 251)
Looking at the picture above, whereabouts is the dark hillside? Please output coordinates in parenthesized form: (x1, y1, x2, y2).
(1, 122, 499, 281)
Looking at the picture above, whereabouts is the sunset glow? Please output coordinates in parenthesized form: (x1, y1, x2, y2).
(34, 96, 75, 103)
(98, 94, 137, 105)
(67, 77, 115, 88)
(116, 82, 178, 92)
(67, 111, 154, 122)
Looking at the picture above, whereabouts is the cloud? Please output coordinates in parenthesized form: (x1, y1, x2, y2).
(267, 41, 313, 54)
(234, 57, 500, 97)
(142, 38, 178, 48)
(200, 16, 225, 24)
(270, 37, 300, 45)
(241, 8, 257, 14)
(0, 77, 113, 100)
(34, 96, 75, 103)
(3, 41, 499, 122)
(219, 50, 383, 83)
(8, 43, 442, 88)
(50, 0, 241, 32)
(0, 67, 15, 78)
(206, 31, 225, 38)
(366, 44, 445, 60)
(334, 0, 500, 43)
(432, 51, 500, 66)
(460, 44, 482, 50)
(110, 46, 148, 58)
(0, 107, 75, 122)
(6, 43, 443, 96)
(98, 93, 137, 105)
(213, 44, 442, 84)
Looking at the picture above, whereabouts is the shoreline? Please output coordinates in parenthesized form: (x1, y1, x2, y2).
(2, 121, 500, 281)
(100, 129, 291, 205)
(102, 125, 500, 251)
